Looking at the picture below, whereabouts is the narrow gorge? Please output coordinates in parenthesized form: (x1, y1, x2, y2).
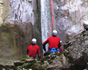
(0, 1, 88, 70)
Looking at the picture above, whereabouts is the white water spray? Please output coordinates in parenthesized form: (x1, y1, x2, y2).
(41, 0, 51, 43)
(41, 0, 51, 51)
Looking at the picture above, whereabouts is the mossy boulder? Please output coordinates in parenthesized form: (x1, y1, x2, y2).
(0, 52, 67, 70)
(14, 52, 67, 70)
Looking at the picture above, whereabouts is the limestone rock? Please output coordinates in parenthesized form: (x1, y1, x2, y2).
(64, 31, 88, 70)
(0, 0, 42, 65)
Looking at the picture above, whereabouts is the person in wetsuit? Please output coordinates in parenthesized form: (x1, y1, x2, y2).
(27, 38, 42, 59)
(43, 30, 63, 56)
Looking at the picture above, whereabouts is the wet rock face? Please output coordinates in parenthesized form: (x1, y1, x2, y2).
(0, 24, 23, 65)
(10, 0, 33, 24)
(0, 23, 32, 65)
(0, 0, 3, 24)
(64, 31, 88, 70)
(9, 0, 42, 52)
(53, 0, 86, 42)
(0, 0, 11, 24)
(0, 0, 42, 65)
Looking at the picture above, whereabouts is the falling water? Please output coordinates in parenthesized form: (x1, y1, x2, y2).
(0, 0, 87, 66)
(41, 0, 51, 51)
(41, 0, 51, 42)
(10, 0, 84, 45)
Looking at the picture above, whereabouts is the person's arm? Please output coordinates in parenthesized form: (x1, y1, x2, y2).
(27, 46, 29, 55)
(27, 50, 29, 54)
(37, 47, 42, 59)
(58, 41, 64, 51)
(58, 41, 62, 48)
(42, 39, 49, 51)
(58, 42, 61, 48)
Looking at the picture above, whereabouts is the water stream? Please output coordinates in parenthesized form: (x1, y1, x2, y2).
(41, 0, 51, 51)
(10, 0, 84, 46)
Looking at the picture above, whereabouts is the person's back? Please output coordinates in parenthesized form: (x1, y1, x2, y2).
(27, 38, 42, 59)
(43, 30, 63, 55)
(27, 44, 40, 58)
(43, 36, 60, 50)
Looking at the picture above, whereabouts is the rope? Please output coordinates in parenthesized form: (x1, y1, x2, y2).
(49, 0, 55, 37)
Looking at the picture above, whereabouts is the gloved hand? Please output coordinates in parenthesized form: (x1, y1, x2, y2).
(38, 54, 42, 59)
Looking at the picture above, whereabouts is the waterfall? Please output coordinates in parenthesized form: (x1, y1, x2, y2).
(41, 0, 51, 51)
(10, 0, 84, 45)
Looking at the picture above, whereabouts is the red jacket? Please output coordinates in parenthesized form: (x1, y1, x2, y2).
(27, 45, 42, 58)
(43, 36, 60, 51)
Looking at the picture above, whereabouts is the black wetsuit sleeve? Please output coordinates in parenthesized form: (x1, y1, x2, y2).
(43, 41, 48, 51)
(27, 50, 29, 54)
(43, 44, 46, 51)
(58, 42, 61, 48)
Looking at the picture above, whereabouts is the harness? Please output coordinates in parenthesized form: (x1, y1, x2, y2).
(30, 57, 35, 59)
(48, 48, 60, 54)
(44, 48, 62, 56)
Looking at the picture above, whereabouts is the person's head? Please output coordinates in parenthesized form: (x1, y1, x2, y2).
(31, 38, 37, 45)
(52, 30, 57, 36)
